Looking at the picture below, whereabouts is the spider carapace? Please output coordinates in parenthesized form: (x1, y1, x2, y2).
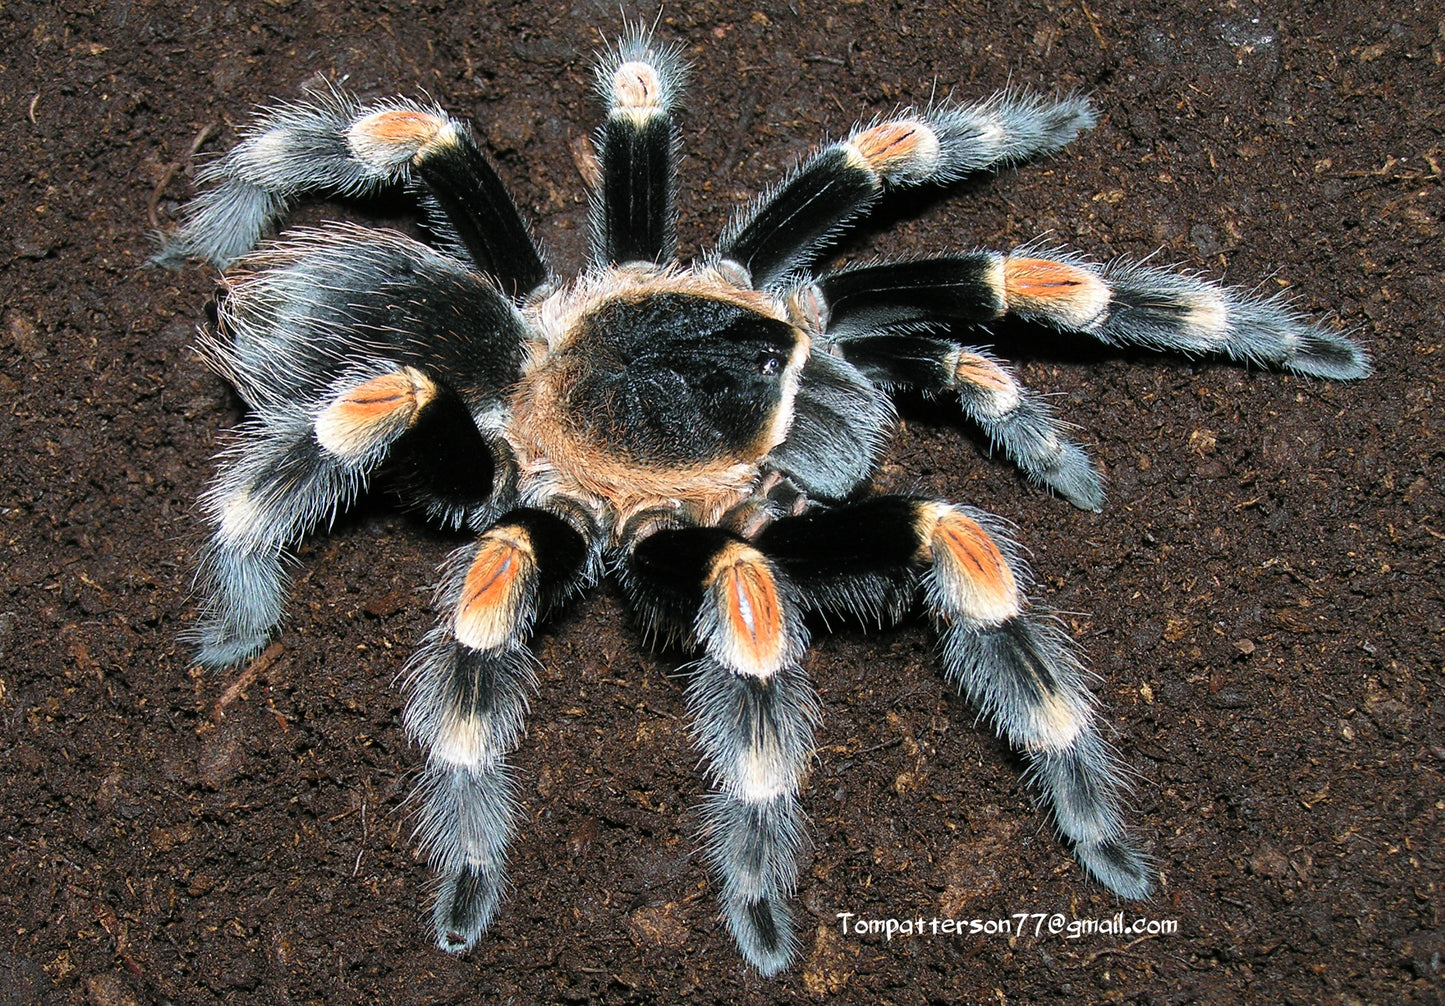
(509, 272, 809, 529)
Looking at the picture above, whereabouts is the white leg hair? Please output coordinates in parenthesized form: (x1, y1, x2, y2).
(159, 90, 452, 267)
(950, 349, 1105, 511)
(188, 378, 398, 668)
(403, 540, 541, 952)
(910, 89, 1098, 180)
(1003, 247, 1371, 379)
(404, 509, 596, 951)
(685, 550, 818, 976)
(688, 658, 819, 976)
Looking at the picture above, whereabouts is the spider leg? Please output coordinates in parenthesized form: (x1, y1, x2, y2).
(798, 250, 1369, 508)
(766, 349, 895, 502)
(192, 362, 440, 667)
(716, 92, 1095, 289)
(620, 526, 817, 976)
(160, 89, 547, 294)
(406, 507, 597, 952)
(998, 248, 1370, 379)
(797, 255, 1101, 508)
(210, 227, 527, 417)
(590, 30, 686, 266)
(755, 497, 1153, 900)
(190, 229, 528, 667)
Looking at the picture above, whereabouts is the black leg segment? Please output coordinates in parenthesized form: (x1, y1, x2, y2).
(719, 146, 883, 289)
(412, 124, 548, 297)
(596, 113, 677, 265)
(590, 31, 686, 267)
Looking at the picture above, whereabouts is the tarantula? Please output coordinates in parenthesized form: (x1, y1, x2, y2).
(163, 30, 1367, 975)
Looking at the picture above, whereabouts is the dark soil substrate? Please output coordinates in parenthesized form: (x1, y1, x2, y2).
(3, 3, 1440, 1003)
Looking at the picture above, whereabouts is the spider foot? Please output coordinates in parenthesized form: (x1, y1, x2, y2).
(189, 621, 272, 671)
(1028, 735, 1153, 899)
(415, 762, 516, 951)
(721, 892, 796, 977)
(977, 395, 1104, 510)
(187, 544, 286, 669)
(1073, 836, 1154, 901)
(707, 793, 804, 974)
(433, 863, 505, 954)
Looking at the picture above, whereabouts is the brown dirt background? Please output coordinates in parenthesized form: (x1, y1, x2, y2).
(2, 1, 1441, 1003)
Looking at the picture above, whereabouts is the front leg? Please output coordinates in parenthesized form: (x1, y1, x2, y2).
(590, 30, 686, 267)
(160, 88, 547, 295)
(620, 526, 817, 976)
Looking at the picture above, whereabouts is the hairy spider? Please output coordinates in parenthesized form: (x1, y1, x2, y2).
(163, 29, 1367, 975)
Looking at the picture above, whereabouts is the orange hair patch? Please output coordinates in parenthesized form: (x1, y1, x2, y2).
(709, 545, 787, 677)
(356, 108, 445, 146)
(953, 353, 1015, 395)
(924, 506, 1020, 624)
(611, 61, 663, 111)
(1002, 257, 1110, 328)
(454, 532, 536, 652)
(349, 109, 450, 169)
(849, 120, 940, 179)
(314, 367, 434, 458)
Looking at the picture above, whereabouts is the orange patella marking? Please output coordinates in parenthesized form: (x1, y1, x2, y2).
(931, 510, 1018, 615)
(1002, 257, 1111, 328)
(1004, 256, 1089, 296)
(315, 368, 433, 457)
(954, 353, 1014, 393)
(359, 109, 445, 146)
(849, 120, 942, 179)
(455, 534, 534, 651)
(715, 551, 786, 674)
(339, 370, 422, 415)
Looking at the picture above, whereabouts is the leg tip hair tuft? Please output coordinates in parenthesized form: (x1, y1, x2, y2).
(187, 544, 288, 669)
(1215, 285, 1372, 379)
(926, 90, 1097, 179)
(722, 893, 797, 976)
(1277, 324, 1372, 381)
(188, 625, 272, 670)
(1040, 440, 1106, 512)
(1074, 836, 1155, 900)
(433, 863, 504, 954)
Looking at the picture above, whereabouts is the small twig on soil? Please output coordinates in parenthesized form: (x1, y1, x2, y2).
(148, 123, 218, 229)
(147, 162, 179, 230)
(352, 799, 368, 877)
(1079, 1, 1108, 51)
(1078, 934, 1157, 966)
(187, 122, 217, 158)
(853, 736, 905, 757)
(211, 642, 283, 722)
